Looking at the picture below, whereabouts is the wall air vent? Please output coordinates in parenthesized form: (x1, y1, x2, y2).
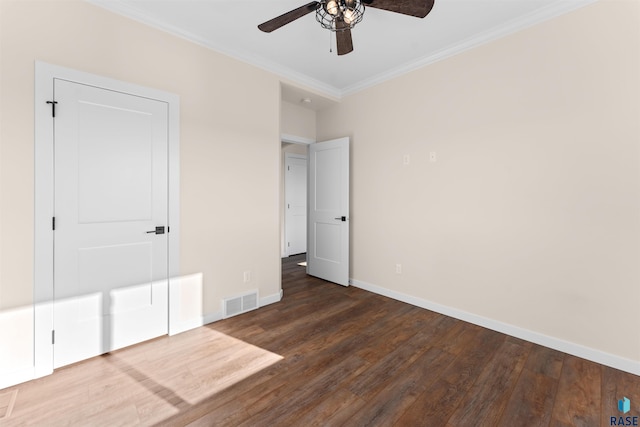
(223, 290, 259, 318)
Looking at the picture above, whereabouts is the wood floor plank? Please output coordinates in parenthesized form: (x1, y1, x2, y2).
(235, 354, 369, 426)
(524, 344, 566, 379)
(601, 365, 640, 426)
(0, 389, 17, 420)
(394, 327, 505, 426)
(432, 319, 482, 356)
(550, 356, 601, 427)
(293, 388, 367, 426)
(499, 368, 558, 427)
(445, 339, 530, 427)
(347, 326, 444, 398)
(343, 346, 454, 426)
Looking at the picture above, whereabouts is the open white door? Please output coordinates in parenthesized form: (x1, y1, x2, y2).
(53, 79, 169, 368)
(307, 137, 350, 286)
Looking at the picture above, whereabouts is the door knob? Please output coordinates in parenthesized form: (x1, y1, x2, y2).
(334, 216, 347, 222)
(146, 226, 165, 234)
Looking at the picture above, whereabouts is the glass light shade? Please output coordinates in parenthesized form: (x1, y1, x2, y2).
(326, 0, 339, 15)
(343, 9, 354, 24)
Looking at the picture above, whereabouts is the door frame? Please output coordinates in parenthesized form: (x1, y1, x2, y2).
(34, 62, 180, 378)
(280, 134, 313, 258)
(284, 152, 308, 257)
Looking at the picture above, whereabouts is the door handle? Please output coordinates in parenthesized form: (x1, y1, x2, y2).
(334, 216, 347, 222)
(146, 226, 165, 234)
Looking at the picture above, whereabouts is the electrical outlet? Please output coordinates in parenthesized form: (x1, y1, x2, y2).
(429, 151, 437, 162)
(395, 264, 402, 275)
(403, 154, 410, 165)
(243, 271, 251, 283)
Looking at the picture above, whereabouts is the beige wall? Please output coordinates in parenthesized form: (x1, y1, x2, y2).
(0, 0, 281, 377)
(318, 0, 640, 362)
(281, 100, 316, 141)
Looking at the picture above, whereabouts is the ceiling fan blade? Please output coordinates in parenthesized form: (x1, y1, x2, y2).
(335, 19, 354, 56)
(363, 0, 435, 18)
(258, 2, 319, 33)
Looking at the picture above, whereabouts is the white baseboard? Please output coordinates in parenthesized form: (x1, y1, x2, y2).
(169, 273, 205, 335)
(350, 278, 640, 376)
(170, 290, 283, 335)
(203, 311, 223, 325)
(168, 311, 223, 336)
(1, 287, 284, 389)
(260, 290, 283, 307)
(0, 368, 36, 390)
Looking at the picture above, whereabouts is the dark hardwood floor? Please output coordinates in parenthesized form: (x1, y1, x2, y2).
(2, 254, 639, 426)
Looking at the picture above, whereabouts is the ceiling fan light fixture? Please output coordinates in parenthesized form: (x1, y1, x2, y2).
(316, 0, 365, 32)
(258, 0, 435, 56)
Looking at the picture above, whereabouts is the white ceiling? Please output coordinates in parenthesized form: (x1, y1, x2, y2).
(88, 0, 596, 100)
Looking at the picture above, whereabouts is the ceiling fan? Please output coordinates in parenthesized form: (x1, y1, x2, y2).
(258, 0, 435, 56)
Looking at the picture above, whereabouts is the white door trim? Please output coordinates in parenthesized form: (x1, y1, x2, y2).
(281, 134, 315, 145)
(34, 61, 180, 379)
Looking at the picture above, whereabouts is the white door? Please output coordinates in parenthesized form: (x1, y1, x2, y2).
(285, 153, 307, 256)
(53, 79, 169, 368)
(307, 137, 350, 286)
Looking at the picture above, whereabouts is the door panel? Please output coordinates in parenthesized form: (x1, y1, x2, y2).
(314, 148, 341, 212)
(77, 102, 153, 223)
(307, 137, 350, 286)
(314, 222, 341, 262)
(53, 79, 169, 368)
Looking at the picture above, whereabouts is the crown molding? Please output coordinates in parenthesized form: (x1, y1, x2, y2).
(341, 0, 599, 96)
(86, 0, 598, 101)
(85, 0, 343, 99)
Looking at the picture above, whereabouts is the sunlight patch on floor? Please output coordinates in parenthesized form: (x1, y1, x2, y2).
(0, 389, 17, 419)
(3, 327, 283, 425)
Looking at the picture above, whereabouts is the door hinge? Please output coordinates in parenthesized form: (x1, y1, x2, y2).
(52, 217, 56, 231)
(287, 204, 290, 209)
(51, 330, 55, 345)
(46, 100, 58, 118)
(288, 242, 290, 247)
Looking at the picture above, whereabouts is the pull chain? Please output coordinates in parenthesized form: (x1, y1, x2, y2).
(329, 31, 333, 53)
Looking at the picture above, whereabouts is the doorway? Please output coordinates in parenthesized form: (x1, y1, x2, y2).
(281, 142, 308, 257)
(284, 152, 307, 256)
(280, 137, 351, 286)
